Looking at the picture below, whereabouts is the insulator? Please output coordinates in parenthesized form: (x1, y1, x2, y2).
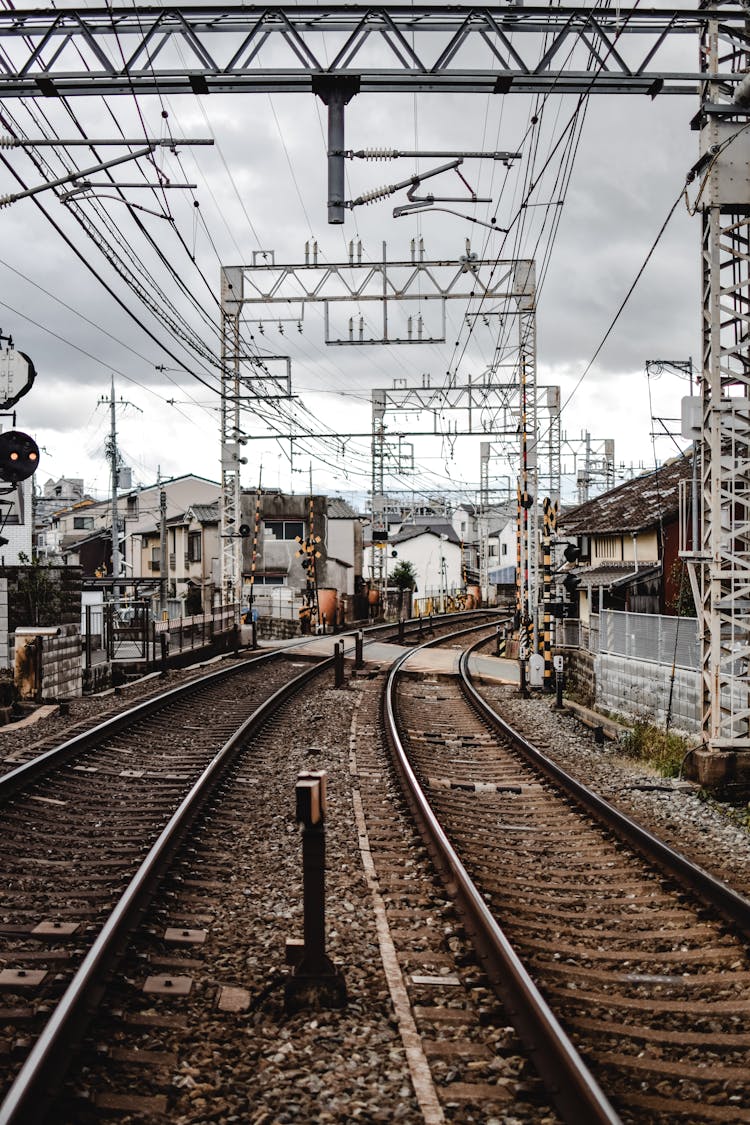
(360, 148, 399, 161)
(356, 184, 394, 205)
(0, 136, 18, 149)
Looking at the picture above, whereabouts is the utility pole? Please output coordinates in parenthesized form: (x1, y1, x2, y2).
(99, 378, 140, 608)
(108, 377, 121, 605)
(159, 487, 168, 618)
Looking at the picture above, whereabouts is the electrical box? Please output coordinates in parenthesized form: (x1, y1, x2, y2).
(701, 120, 750, 211)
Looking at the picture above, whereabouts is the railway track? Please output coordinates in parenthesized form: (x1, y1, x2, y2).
(386, 631, 750, 1124)
(0, 611, 502, 1121)
(0, 648, 333, 1123)
(7, 616, 746, 1125)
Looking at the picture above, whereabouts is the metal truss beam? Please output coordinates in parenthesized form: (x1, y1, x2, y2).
(227, 243, 531, 345)
(0, 5, 739, 98)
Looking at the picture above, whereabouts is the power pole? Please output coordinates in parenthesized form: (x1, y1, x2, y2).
(159, 487, 168, 618)
(99, 378, 140, 607)
(692, 11, 750, 781)
(107, 377, 121, 605)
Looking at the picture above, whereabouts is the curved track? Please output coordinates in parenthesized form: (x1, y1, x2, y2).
(0, 610, 500, 1122)
(385, 630, 750, 1124)
(0, 649, 328, 1123)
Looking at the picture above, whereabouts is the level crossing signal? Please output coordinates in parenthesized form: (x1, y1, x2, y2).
(0, 430, 39, 483)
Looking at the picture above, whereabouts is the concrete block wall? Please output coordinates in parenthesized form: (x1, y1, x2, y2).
(559, 648, 596, 709)
(257, 616, 302, 641)
(596, 653, 700, 734)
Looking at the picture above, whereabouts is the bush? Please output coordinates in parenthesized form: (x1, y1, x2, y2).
(620, 720, 690, 778)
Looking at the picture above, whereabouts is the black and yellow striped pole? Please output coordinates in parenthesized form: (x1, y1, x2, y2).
(247, 474, 263, 647)
(515, 482, 522, 633)
(541, 497, 558, 690)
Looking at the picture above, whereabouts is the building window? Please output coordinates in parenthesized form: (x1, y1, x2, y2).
(251, 574, 285, 585)
(150, 546, 161, 572)
(501, 543, 508, 556)
(73, 516, 94, 530)
(127, 496, 138, 518)
(187, 532, 202, 563)
(264, 519, 305, 541)
(598, 536, 619, 560)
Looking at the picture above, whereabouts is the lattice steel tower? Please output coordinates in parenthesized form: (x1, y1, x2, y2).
(691, 6, 750, 780)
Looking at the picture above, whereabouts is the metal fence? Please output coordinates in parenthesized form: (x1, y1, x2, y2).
(83, 602, 240, 672)
(558, 610, 700, 670)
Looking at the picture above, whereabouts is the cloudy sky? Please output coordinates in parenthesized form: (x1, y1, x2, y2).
(0, 3, 702, 508)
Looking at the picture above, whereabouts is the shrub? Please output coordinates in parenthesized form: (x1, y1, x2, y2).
(620, 720, 690, 778)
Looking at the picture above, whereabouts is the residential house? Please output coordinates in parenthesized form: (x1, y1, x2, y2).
(57, 475, 220, 608)
(486, 515, 517, 587)
(386, 520, 464, 603)
(134, 501, 220, 614)
(34, 477, 88, 559)
(557, 452, 696, 622)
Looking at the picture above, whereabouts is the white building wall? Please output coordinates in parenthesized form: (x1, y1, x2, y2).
(326, 520, 356, 594)
(391, 535, 463, 596)
(2, 479, 33, 565)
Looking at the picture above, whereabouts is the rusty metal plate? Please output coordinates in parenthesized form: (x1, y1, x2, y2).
(143, 974, 192, 996)
(163, 927, 207, 945)
(0, 969, 47, 988)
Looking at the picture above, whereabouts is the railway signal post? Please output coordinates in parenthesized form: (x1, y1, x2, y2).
(285, 770, 347, 1013)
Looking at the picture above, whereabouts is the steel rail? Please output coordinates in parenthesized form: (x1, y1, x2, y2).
(0, 608, 494, 804)
(0, 648, 282, 803)
(383, 626, 621, 1125)
(0, 609, 498, 1119)
(0, 652, 335, 1125)
(458, 637, 750, 940)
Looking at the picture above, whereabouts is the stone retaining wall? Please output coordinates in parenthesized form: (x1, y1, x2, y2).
(15, 625, 83, 701)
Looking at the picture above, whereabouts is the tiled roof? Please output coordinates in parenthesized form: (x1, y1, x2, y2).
(327, 497, 359, 518)
(391, 522, 462, 546)
(559, 453, 693, 536)
(190, 503, 219, 523)
(576, 562, 661, 587)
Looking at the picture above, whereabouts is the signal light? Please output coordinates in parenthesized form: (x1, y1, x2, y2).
(238, 524, 251, 537)
(0, 430, 39, 483)
(562, 572, 581, 596)
(563, 542, 581, 563)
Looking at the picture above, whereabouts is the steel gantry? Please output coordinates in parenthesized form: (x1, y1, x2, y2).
(222, 248, 539, 607)
(0, 5, 733, 98)
(2, 4, 749, 776)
